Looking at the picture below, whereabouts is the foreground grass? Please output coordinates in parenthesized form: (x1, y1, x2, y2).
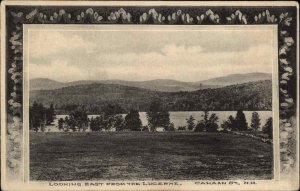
(30, 131, 273, 181)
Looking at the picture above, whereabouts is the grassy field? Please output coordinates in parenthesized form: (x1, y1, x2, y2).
(30, 132, 273, 181)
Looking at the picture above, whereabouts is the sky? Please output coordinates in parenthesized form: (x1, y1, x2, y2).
(28, 25, 275, 82)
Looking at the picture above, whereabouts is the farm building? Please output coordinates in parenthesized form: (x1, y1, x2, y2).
(155, 127, 165, 132)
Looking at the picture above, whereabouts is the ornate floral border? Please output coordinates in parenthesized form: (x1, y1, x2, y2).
(4, 5, 298, 180)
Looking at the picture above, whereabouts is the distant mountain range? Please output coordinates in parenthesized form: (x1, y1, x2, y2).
(30, 72, 271, 92)
(30, 80, 272, 113)
(198, 73, 272, 86)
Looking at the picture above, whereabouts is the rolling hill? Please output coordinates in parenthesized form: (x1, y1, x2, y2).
(30, 80, 272, 113)
(198, 72, 272, 86)
(29, 78, 217, 92)
(30, 78, 66, 90)
(29, 72, 271, 92)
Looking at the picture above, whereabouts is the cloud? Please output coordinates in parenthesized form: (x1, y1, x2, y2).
(30, 60, 86, 82)
(29, 31, 96, 58)
(96, 43, 273, 82)
(28, 27, 274, 82)
(161, 44, 203, 56)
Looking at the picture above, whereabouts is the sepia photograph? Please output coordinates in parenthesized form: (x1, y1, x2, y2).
(27, 25, 276, 181)
(1, 1, 299, 191)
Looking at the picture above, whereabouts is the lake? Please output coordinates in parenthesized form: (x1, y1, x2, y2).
(46, 111, 272, 132)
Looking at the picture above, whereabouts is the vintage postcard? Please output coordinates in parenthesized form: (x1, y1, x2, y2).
(1, 1, 299, 191)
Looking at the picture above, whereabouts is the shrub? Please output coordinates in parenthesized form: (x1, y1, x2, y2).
(178, 126, 186, 131)
(165, 122, 175, 131)
(141, 126, 149, 132)
(194, 121, 205, 132)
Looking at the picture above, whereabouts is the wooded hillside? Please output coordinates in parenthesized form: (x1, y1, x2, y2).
(30, 80, 272, 113)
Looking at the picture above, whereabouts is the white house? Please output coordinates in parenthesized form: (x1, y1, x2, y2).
(155, 127, 165, 132)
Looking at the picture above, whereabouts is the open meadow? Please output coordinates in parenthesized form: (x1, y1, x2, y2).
(30, 132, 273, 181)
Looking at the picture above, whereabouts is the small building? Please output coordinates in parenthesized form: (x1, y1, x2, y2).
(155, 127, 165, 132)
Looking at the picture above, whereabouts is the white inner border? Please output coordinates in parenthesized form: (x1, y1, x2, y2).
(21, 24, 280, 190)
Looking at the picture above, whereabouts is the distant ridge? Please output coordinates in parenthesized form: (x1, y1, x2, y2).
(198, 72, 272, 86)
(30, 72, 271, 92)
(30, 78, 65, 90)
(29, 78, 216, 92)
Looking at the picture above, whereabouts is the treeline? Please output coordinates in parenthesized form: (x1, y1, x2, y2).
(30, 101, 273, 140)
(182, 111, 273, 139)
(57, 99, 174, 132)
(29, 101, 55, 132)
(30, 80, 272, 114)
(56, 107, 273, 139)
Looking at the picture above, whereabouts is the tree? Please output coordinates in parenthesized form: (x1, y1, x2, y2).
(146, 99, 170, 131)
(186, 115, 195, 130)
(91, 114, 125, 131)
(67, 108, 89, 131)
(58, 118, 64, 131)
(250, 112, 261, 131)
(90, 117, 97, 131)
(64, 116, 70, 132)
(98, 103, 126, 131)
(194, 111, 209, 132)
(105, 115, 116, 131)
(29, 102, 51, 132)
(125, 109, 142, 131)
(206, 113, 219, 132)
(29, 101, 42, 132)
(221, 115, 236, 131)
(113, 115, 125, 131)
(202, 110, 209, 126)
(67, 116, 76, 132)
(90, 116, 105, 131)
(228, 115, 236, 130)
(46, 103, 55, 125)
(159, 110, 171, 129)
(263, 117, 273, 139)
(194, 111, 219, 132)
(102, 103, 124, 116)
(235, 110, 248, 131)
(96, 115, 109, 131)
(147, 99, 161, 130)
(221, 120, 230, 131)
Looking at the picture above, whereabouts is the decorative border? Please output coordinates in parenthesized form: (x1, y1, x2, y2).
(4, 5, 298, 181)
